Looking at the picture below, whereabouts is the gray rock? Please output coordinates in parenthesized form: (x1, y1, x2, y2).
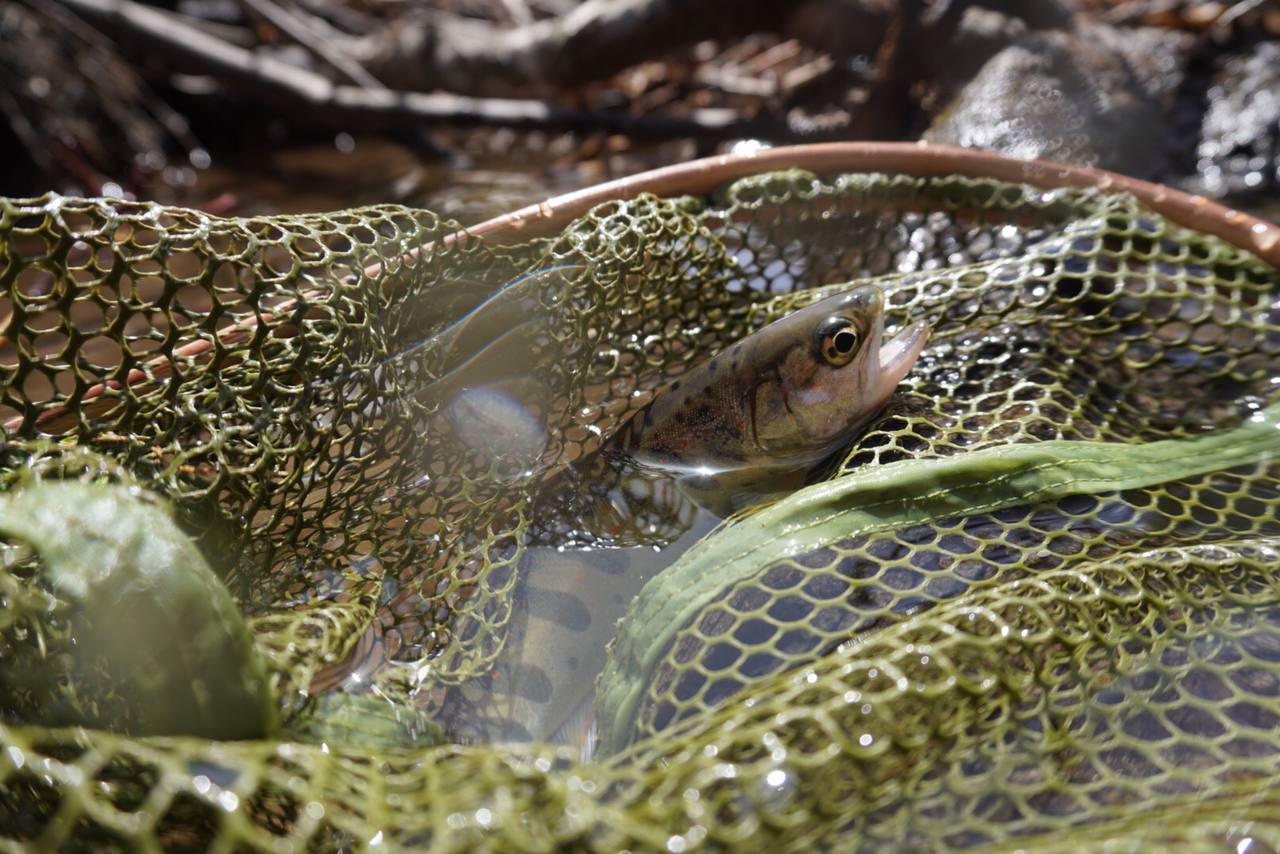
(930, 7, 1029, 86)
(978, 0, 1076, 30)
(925, 27, 1177, 178)
(1074, 21, 1194, 109)
(1194, 42, 1280, 199)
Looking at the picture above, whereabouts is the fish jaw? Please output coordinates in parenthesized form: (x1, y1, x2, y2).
(862, 315, 931, 414)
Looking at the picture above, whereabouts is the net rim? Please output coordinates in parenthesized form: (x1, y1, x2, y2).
(463, 142, 1280, 266)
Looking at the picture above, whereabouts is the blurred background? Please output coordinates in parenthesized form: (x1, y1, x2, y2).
(2, 0, 1278, 223)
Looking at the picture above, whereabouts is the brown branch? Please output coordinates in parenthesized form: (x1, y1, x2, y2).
(499, 0, 535, 28)
(357, 0, 890, 98)
(234, 0, 385, 89)
(54, 0, 798, 140)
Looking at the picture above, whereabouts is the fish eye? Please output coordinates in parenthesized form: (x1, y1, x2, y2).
(816, 317, 861, 366)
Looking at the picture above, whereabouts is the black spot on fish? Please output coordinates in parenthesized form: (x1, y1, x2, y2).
(488, 664, 553, 704)
(517, 668, 554, 703)
(671, 380, 681, 391)
(591, 550, 629, 576)
(683, 396, 693, 406)
(526, 588, 592, 632)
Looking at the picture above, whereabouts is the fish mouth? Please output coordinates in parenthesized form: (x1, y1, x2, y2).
(866, 313, 931, 409)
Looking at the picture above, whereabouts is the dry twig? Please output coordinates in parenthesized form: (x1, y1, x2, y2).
(56, 0, 801, 139)
(235, 0, 384, 89)
(354, 0, 888, 97)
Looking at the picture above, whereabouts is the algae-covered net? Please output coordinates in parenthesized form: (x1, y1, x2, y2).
(4, 149, 1280, 851)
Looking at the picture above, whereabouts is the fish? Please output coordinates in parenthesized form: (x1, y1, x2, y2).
(450, 518, 715, 757)
(445, 284, 931, 757)
(617, 284, 931, 475)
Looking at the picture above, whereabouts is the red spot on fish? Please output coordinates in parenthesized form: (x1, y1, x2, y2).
(575, 574, 585, 582)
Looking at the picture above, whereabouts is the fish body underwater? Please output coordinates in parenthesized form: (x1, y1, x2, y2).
(446, 285, 930, 756)
(619, 285, 928, 473)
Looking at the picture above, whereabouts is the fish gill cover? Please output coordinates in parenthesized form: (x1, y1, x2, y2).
(3, 169, 1280, 851)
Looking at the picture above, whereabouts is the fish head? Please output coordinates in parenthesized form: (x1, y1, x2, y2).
(751, 285, 930, 464)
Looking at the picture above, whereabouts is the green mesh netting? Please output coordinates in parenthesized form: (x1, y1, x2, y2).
(3, 171, 1280, 852)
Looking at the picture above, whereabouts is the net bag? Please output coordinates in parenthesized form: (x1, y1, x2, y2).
(3, 142, 1280, 852)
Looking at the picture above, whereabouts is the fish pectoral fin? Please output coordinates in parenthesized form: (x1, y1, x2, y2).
(675, 467, 806, 518)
